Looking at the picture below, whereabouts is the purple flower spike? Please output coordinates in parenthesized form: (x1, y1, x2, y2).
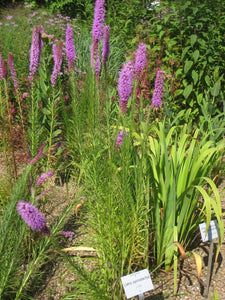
(2, 59, 7, 79)
(102, 25, 110, 65)
(92, 0, 105, 43)
(47, 170, 54, 178)
(152, 70, 165, 107)
(8, 52, 19, 91)
(115, 130, 128, 150)
(17, 201, 47, 232)
(66, 23, 76, 71)
(36, 173, 47, 186)
(134, 42, 147, 76)
(0, 42, 2, 79)
(51, 40, 63, 87)
(29, 25, 42, 82)
(28, 142, 45, 165)
(118, 61, 134, 114)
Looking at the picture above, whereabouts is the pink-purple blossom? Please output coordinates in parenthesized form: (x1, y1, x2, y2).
(152, 70, 165, 107)
(115, 130, 128, 149)
(92, 0, 105, 42)
(17, 201, 50, 235)
(102, 25, 110, 65)
(36, 173, 47, 186)
(51, 40, 63, 87)
(8, 52, 19, 90)
(134, 42, 147, 76)
(29, 25, 42, 81)
(66, 23, 76, 70)
(118, 60, 134, 114)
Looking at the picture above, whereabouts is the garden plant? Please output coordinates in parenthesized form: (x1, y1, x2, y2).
(0, 0, 224, 299)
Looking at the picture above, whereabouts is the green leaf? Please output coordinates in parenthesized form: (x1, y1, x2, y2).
(205, 75, 211, 87)
(192, 50, 199, 63)
(211, 81, 221, 97)
(197, 93, 203, 105)
(183, 84, 193, 99)
(190, 34, 197, 47)
(42, 107, 50, 115)
(181, 46, 191, 60)
(192, 70, 198, 85)
(184, 60, 193, 74)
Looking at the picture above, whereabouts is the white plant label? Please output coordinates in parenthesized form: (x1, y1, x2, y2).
(199, 220, 219, 242)
(121, 269, 154, 299)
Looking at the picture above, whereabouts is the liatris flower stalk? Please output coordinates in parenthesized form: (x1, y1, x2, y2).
(102, 25, 110, 66)
(36, 170, 53, 186)
(118, 61, 134, 114)
(51, 40, 63, 87)
(17, 201, 51, 235)
(66, 23, 76, 71)
(134, 42, 147, 77)
(29, 25, 42, 81)
(8, 52, 19, 91)
(0, 42, 2, 79)
(115, 130, 128, 150)
(152, 70, 165, 107)
(28, 141, 45, 165)
(2, 59, 7, 79)
(92, 0, 105, 43)
(91, 0, 105, 76)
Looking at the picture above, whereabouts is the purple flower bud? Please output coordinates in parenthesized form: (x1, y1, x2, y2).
(102, 25, 110, 65)
(51, 40, 63, 87)
(47, 170, 53, 178)
(2, 59, 7, 79)
(118, 61, 134, 114)
(66, 23, 76, 71)
(134, 42, 147, 76)
(152, 70, 165, 107)
(28, 142, 45, 165)
(8, 52, 19, 90)
(36, 173, 46, 186)
(91, 41, 100, 77)
(17, 201, 48, 233)
(115, 130, 128, 150)
(29, 25, 42, 82)
(92, 0, 105, 43)
(60, 231, 74, 238)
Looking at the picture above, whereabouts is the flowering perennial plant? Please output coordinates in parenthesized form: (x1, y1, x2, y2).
(102, 25, 110, 65)
(118, 60, 134, 114)
(29, 25, 42, 82)
(51, 40, 63, 87)
(92, 0, 105, 43)
(152, 70, 165, 107)
(0, 43, 2, 79)
(134, 42, 147, 76)
(17, 201, 50, 235)
(66, 23, 76, 71)
(60, 231, 74, 238)
(8, 52, 19, 90)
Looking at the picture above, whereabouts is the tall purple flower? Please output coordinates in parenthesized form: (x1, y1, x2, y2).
(115, 130, 128, 150)
(29, 25, 42, 82)
(66, 23, 76, 71)
(51, 40, 63, 87)
(134, 42, 147, 76)
(17, 201, 51, 235)
(2, 59, 7, 79)
(92, 0, 105, 43)
(118, 61, 134, 114)
(102, 25, 110, 66)
(152, 70, 165, 107)
(0, 42, 2, 79)
(8, 52, 19, 91)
